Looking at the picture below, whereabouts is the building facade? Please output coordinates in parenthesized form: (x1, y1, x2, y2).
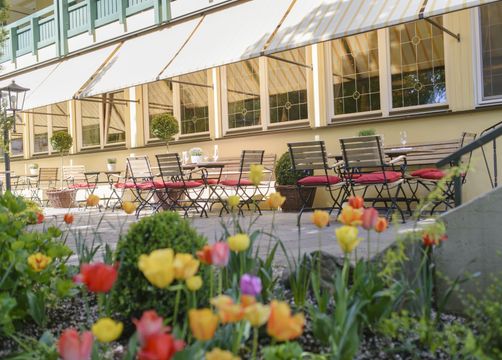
(0, 0, 501, 205)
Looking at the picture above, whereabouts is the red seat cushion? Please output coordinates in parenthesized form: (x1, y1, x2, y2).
(419, 170, 445, 180)
(114, 182, 136, 189)
(297, 175, 341, 185)
(136, 181, 155, 190)
(220, 179, 253, 186)
(69, 183, 96, 189)
(355, 171, 402, 184)
(205, 179, 219, 185)
(154, 180, 202, 189)
(410, 168, 438, 177)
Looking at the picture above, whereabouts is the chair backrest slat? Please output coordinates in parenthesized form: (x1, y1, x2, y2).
(340, 136, 383, 169)
(240, 150, 265, 173)
(127, 156, 153, 179)
(156, 153, 184, 178)
(38, 168, 58, 182)
(288, 141, 329, 172)
(63, 165, 86, 182)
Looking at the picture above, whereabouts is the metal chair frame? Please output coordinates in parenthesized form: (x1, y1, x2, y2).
(28, 168, 59, 205)
(126, 156, 157, 217)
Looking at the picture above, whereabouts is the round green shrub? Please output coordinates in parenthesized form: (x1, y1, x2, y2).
(50, 131, 73, 153)
(275, 152, 305, 186)
(110, 211, 208, 324)
(151, 113, 179, 143)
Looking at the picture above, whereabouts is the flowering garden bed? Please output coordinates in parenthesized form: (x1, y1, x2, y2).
(0, 178, 501, 360)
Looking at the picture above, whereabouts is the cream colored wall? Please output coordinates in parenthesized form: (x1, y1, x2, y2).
(8, 9, 501, 206)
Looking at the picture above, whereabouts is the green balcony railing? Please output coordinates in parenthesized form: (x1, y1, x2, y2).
(1, 0, 171, 63)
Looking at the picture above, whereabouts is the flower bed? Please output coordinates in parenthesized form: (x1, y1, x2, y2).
(0, 173, 500, 360)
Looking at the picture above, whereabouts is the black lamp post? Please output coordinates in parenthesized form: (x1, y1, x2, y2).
(0, 81, 29, 192)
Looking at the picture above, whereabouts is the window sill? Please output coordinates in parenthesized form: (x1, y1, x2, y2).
(268, 119, 310, 130)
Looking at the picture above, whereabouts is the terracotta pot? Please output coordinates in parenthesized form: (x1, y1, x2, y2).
(47, 189, 77, 208)
(275, 185, 316, 212)
(155, 189, 186, 210)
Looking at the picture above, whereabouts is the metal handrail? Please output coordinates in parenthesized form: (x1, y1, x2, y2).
(479, 120, 502, 188)
(436, 123, 502, 206)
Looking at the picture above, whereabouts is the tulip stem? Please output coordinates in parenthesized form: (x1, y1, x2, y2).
(251, 327, 259, 360)
(366, 230, 371, 262)
(173, 288, 181, 327)
(218, 269, 223, 295)
(209, 269, 214, 300)
(232, 321, 244, 354)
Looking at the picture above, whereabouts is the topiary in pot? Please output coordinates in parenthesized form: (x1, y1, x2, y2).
(275, 152, 316, 212)
(50, 131, 73, 189)
(151, 113, 179, 152)
(110, 211, 208, 329)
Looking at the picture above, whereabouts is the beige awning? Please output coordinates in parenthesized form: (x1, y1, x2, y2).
(424, 0, 501, 17)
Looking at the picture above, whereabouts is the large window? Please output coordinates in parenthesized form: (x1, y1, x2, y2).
(80, 91, 127, 149)
(479, 2, 502, 100)
(268, 48, 309, 123)
(179, 71, 210, 135)
(389, 19, 446, 108)
(32, 102, 69, 154)
(331, 31, 380, 115)
(147, 80, 174, 139)
(226, 59, 261, 129)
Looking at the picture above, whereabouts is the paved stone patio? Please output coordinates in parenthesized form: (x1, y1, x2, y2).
(39, 207, 423, 265)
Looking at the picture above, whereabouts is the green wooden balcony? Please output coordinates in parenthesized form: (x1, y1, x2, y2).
(1, 0, 172, 63)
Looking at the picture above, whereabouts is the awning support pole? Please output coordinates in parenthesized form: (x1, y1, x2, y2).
(424, 17, 460, 42)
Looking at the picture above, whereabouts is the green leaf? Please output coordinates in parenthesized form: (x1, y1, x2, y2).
(56, 278, 74, 297)
(27, 291, 46, 327)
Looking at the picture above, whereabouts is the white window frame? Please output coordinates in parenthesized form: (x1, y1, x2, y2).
(221, 58, 266, 136)
(30, 103, 70, 156)
(326, 21, 449, 123)
(472, 6, 502, 106)
(77, 92, 128, 151)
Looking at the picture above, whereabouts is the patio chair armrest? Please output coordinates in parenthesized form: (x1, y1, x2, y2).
(388, 155, 406, 165)
(330, 160, 345, 168)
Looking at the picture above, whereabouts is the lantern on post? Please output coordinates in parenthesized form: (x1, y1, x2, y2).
(0, 80, 29, 192)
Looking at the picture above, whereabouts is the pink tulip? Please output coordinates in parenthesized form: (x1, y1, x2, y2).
(211, 242, 230, 267)
(361, 208, 379, 230)
(58, 329, 93, 360)
(133, 310, 169, 345)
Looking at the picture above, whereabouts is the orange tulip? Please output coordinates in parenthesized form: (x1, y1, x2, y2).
(64, 213, 74, 224)
(338, 206, 362, 226)
(374, 217, 388, 233)
(86, 195, 100, 207)
(196, 245, 213, 265)
(348, 196, 364, 209)
(188, 309, 218, 341)
(210, 295, 244, 324)
(241, 295, 257, 309)
(266, 300, 304, 342)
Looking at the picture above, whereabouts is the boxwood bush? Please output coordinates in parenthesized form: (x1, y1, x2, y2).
(275, 152, 305, 186)
(110, 211, 208, 324)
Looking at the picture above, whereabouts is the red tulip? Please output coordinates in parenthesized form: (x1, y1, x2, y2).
(37, 212, 44, 224)
(138, 333, 185, 360)
(374, 217, 388, 233)
(422, 233, 447, 247)
(64, 213, 74, 224)
(133, 310, 169, 345)
(211, 242, 230, 267)
(58, 328, 93, 360)
(196, 245, 213, 265)
(348, 196, 364, 209)
(73, 262, 118, 293)
(361, 208, 379, 230)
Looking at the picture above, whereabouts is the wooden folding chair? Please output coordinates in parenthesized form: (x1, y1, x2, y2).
(288, 141, 346, 226)
(340, 135, 407, 222)
(29, 168, 59, 205)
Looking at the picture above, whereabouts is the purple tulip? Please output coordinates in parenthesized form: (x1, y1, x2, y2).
(240, 274, 262, 296)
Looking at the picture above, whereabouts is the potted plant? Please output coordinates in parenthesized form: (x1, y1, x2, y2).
(190, 147, 203, 164)
(47, 132, 74, 208)
(357, 128, 376, 136)
(28, 163, 38, 176)
(151, 113, 179, 152)
(107, 158, 117, 172)
(274, 152, 316, 212)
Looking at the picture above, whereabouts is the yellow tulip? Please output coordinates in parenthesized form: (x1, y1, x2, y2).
(186, 275, 203, 291)
(138, 249, 175, 288)
(206, 348, 240, 360)
(338, 205, 363, 226)
(27, 253, 52, 272)
(228, 233, 250, 252)
(86, 194, 100, 207)
(265, 192, 286, 210)
(267, 300, 304, 342)
(189, 308, 219, 341)
(311, 210, 330, 228)
(210, 295, 244, 324)
(244, 303, 270, 327)
(173, 253, 200, 280)
(249, 164, 264, 186)
(122, 201, 136, 215)
(227, 195, 240, 208)
(91, 318, 123, 343)
(335, 226, 361, 254)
